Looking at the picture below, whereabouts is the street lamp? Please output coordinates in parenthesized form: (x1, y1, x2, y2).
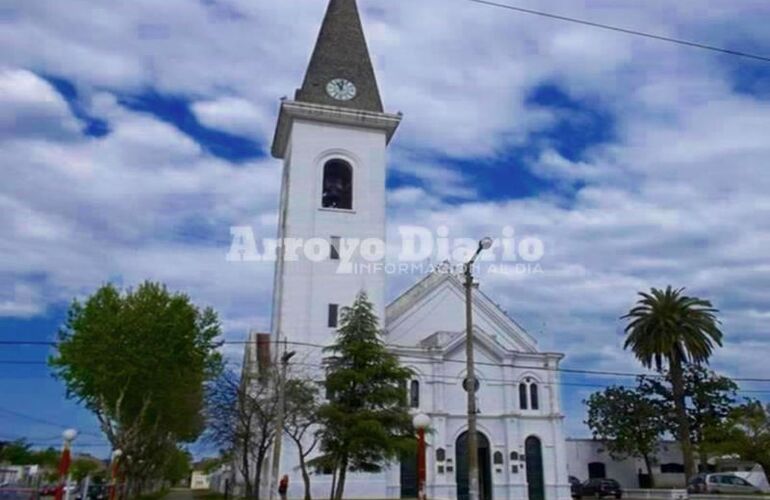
(55, 429, 78, 500)
(109, 449, 123, 500)
(412, 413, 431, 500)
(464, 237, 493, 500)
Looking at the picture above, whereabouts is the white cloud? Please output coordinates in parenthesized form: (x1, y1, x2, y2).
(191, 97, 271, 140)
(1, 0, 769, 436)
(0, 68, 81, 139)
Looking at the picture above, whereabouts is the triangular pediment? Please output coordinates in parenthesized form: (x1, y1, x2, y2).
(385, 271, 538, 353)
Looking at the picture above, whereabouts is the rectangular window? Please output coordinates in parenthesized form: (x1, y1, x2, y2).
(328, 304, 339, 328)
(330, 236, 341, 260)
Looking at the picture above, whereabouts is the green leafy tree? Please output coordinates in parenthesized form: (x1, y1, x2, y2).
(313, 292, 414, 500)
(162, 448, 192, 485)
(720, 400, 770, 485)
(50, 282, 223, 494)
(0, 439, 34, 465)
(284, 375, 321, 500)
(639, 365, 737, 471)
(585, 386, 666, 485)
(71, 457, 103, 482)
(30, 447, 60, 469)
(622, 286, 723, 480)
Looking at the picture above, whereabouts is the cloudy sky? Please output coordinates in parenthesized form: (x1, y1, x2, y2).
(1, 0, 769, 456)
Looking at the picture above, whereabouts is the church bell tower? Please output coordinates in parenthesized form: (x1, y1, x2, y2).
(270, 0, 401, 348)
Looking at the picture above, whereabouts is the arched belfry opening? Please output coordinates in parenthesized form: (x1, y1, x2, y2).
(322, 159, 353, 209)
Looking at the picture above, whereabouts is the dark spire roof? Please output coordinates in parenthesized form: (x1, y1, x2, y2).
(295, 0, 384, 112)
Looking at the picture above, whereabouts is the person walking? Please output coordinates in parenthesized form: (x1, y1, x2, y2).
(278, 475, 289, 500)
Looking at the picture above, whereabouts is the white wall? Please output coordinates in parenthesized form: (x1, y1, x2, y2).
(565, 439, 688, 489)
(273, 119, 389, 353)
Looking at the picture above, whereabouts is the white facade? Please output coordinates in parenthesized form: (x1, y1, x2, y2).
(384, 272, 571, 500)
(270, 110, 397, 348)
(258, 1, 570, 498)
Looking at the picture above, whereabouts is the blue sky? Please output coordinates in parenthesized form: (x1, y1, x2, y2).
(2, 0, 770, 458)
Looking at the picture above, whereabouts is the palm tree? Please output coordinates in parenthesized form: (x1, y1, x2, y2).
(622, 286, 723, 480)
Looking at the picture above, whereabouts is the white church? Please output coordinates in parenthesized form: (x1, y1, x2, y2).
(245, 0, 571, 498)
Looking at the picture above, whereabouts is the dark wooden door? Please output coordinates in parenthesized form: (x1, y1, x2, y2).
(525, 436, 544, 500)
(455, 431, 492, 500)
(400, 449, 418, 498)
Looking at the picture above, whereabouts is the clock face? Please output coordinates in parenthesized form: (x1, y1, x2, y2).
(326, 78, 357, 101)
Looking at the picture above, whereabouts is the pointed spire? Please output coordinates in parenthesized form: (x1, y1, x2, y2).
(295, 0, 384, 112)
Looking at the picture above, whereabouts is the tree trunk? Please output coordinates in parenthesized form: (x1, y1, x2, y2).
(297, 449, 312, 500)
(670, 356, 695, 480)
(329, 461, 338, 500)
(254, 452, 265, 500)
(333, 457, 348, 500)
(241, 442, 253, 499)
(642, 453, 655, 488)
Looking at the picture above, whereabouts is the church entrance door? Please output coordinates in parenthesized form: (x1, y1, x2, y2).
(400, 445, 418, 498)
(525, 436, 545, 500)
(455, 431, 492, 500)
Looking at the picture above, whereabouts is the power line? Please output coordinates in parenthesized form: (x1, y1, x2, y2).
(0, 406, 103, 438)
(0, 340, 55, 345)
(5, 336, 770, 383)
(466, 0, 770, 63)
(285, 360, 770, 395)
(239, 338, 770, 383)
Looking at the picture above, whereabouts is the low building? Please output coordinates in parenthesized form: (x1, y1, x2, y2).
(566, 439, 686, 489)
(190, 470, 211, 491)
(566, 438, 769, 492)
(0, 464, 40, 485)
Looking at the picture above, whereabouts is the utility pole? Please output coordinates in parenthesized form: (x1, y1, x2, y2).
(464, 237, 493, 500)
(269, 339, 296, 500)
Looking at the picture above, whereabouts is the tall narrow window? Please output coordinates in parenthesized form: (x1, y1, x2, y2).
(322, 159, 353, 209)
(530, 383, 539, 410)
(327, 304, 339, 328)
(330, 236, 341, 260)
(410, 380, 420, 408)
(519, 383, 528, 410)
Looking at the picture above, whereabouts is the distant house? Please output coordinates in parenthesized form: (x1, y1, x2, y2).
(0, 464, 40, 485)
(190, 470, 210, 490)
(566, 438, 769, 492)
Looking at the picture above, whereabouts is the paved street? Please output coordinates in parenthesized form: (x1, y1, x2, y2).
(163, 489, 194, 500)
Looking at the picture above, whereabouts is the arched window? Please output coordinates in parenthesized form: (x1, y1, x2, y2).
(510, 451, 518, 461)
(493, 452, 504, 465)
(322, 159, 353, 209)
(519, 383, 528, 410)
(436, 448, 446, 462)
(530, 383, 539, 410)
(588, 462, 606, 479)
(410, 380, 420, 408)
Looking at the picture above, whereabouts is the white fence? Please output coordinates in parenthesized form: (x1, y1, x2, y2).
(624, 489, 688, 500)
(625, 491, 770, 500)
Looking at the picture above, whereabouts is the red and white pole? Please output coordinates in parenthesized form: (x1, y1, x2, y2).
(109, 449, 123, 500)
(413, 413, 431, 500)
(54, 429, 78, 500)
